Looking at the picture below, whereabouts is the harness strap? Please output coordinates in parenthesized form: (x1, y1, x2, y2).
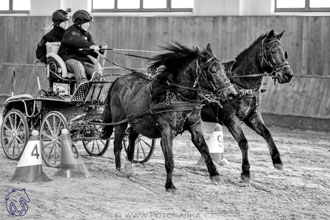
(92, 101, 203, 126)
(166, 80, 210, 93)
(151, 101, 203, 112)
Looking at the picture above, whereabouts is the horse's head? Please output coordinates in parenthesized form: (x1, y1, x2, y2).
(148, 43, 238, 102)
(260, 30, 293, 84)
(196, 43, 238, 101)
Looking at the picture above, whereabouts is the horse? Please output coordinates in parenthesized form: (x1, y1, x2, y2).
(201, 30, 294, 183)
(102, 43, 238, 191)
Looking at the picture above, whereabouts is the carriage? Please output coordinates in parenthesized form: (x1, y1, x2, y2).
(0, 46, 155, 168)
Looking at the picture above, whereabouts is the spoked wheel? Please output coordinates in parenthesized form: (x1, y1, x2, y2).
(1, 109, 29, 160)
(123, 135, 156, 163)
(82, 122, 110, 156)
(40, 111, 68, 168)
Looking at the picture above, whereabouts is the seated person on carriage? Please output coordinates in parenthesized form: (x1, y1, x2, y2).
(58, 10, 104, 86)
(36, 9, 70, 63)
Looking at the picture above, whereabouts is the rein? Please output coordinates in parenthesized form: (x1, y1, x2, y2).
(228, 73, 269, 78)
(95, 51, 137, 72)
(166, 80, 210, 93)
(108, 50, 152, 60)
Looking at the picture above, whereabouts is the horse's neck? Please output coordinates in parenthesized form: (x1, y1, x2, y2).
(175, 66, 200, 100)
(150, 72, 171, 103)
(231, 42, 263, 90)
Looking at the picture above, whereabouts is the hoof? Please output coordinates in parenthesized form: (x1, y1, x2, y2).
(124, 162, 133, 178)
(274, 163, 283, 171)
(115, 169, 125, 177)
(240, 174, 250, 183)
(166, 187, 176, 193)
(211, 175, 221, 182)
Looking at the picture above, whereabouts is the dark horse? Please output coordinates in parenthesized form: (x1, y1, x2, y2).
(202, 30, 294, 183)
(102, 43, 238, 191)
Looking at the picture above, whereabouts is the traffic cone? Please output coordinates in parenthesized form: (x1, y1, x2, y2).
(55, 129, 90, 178)
(12, 130, 51, 182)
(197, 122, 229, 166)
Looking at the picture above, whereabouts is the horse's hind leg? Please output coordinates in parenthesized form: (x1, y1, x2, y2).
(124, 128, 139, 177)
(244, 112, 283, 170)
(113, 123, 128, 172)
(224, 118, 250, 183)
(126, 128, 139, 162)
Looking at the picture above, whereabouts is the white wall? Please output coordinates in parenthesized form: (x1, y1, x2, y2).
(193, 0, 240, 16)
(30, 0, 274, 16)
(61, 0, 91, 13)
(240, 0, 274, 15)
(30, 0, 90, 16)
(194, 0, 273, 15)
(30, 0, 61, 16)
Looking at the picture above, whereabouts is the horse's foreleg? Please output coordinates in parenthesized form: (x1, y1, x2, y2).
(113, 124, 127, 171)
(160, 128, 176, 192)
(224, 118, 250, 183)
(189, 123, 219, 180)
(244, 112, 283, 170)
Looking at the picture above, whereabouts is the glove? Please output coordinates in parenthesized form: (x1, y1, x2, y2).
(99, 43, 108, 54)
(90, 45, 100, 52)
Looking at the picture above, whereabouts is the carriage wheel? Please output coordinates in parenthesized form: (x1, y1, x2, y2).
(82, 122, 110, 156)
(40, 111, 68, 168)
(1, 109, 29, 160)
(123, 135, 156, 163)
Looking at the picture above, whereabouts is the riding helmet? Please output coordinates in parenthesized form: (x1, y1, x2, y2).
(52, 8, 70, 25)
(72, 10, 93, 25)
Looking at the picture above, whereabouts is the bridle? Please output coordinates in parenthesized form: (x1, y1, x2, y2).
(166, 55, 233, 105)
(228, 38, 291, 84)
(260, 38, 290, 79)
(195, 56, 233, 97)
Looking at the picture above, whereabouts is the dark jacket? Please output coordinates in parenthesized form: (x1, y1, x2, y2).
(36, 25, 65, 63)
(58, 24, 97, 64)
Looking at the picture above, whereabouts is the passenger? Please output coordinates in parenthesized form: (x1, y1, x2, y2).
(36, 9, 70, 63)
(58, 10, 103, 85)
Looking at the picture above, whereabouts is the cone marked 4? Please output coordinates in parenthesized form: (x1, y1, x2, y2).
(12, 130, 51, 183)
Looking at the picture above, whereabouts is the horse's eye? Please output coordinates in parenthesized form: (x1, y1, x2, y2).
(210, 66, 217, 73)
(285, 51, 288, 59)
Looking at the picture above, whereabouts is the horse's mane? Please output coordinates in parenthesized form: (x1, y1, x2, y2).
(234, 33, 267, 65)
(148, 42, 199, 74)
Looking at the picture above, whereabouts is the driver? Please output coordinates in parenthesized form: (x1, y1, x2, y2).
(58, 10, 102, 85)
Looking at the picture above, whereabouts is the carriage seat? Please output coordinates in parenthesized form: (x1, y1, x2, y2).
(46, 53, 75, 79)
(45, 42, 104, 95)
(46, 51, 102, 81)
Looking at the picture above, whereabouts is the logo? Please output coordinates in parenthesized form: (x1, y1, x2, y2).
(5, 188, 31, 216)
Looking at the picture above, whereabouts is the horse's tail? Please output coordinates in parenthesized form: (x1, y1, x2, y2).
(101, 80, 117, 139)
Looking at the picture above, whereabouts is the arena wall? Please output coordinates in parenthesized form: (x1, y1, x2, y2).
(0, 16, 329, 130)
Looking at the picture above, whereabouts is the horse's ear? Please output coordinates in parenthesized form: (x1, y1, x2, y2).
(206, 43, 213, 55)
(276, 30, 285, 40)
(222, 60, 235, 72)
(196, 47, 200, 53)
(266, 30, 275, 39)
